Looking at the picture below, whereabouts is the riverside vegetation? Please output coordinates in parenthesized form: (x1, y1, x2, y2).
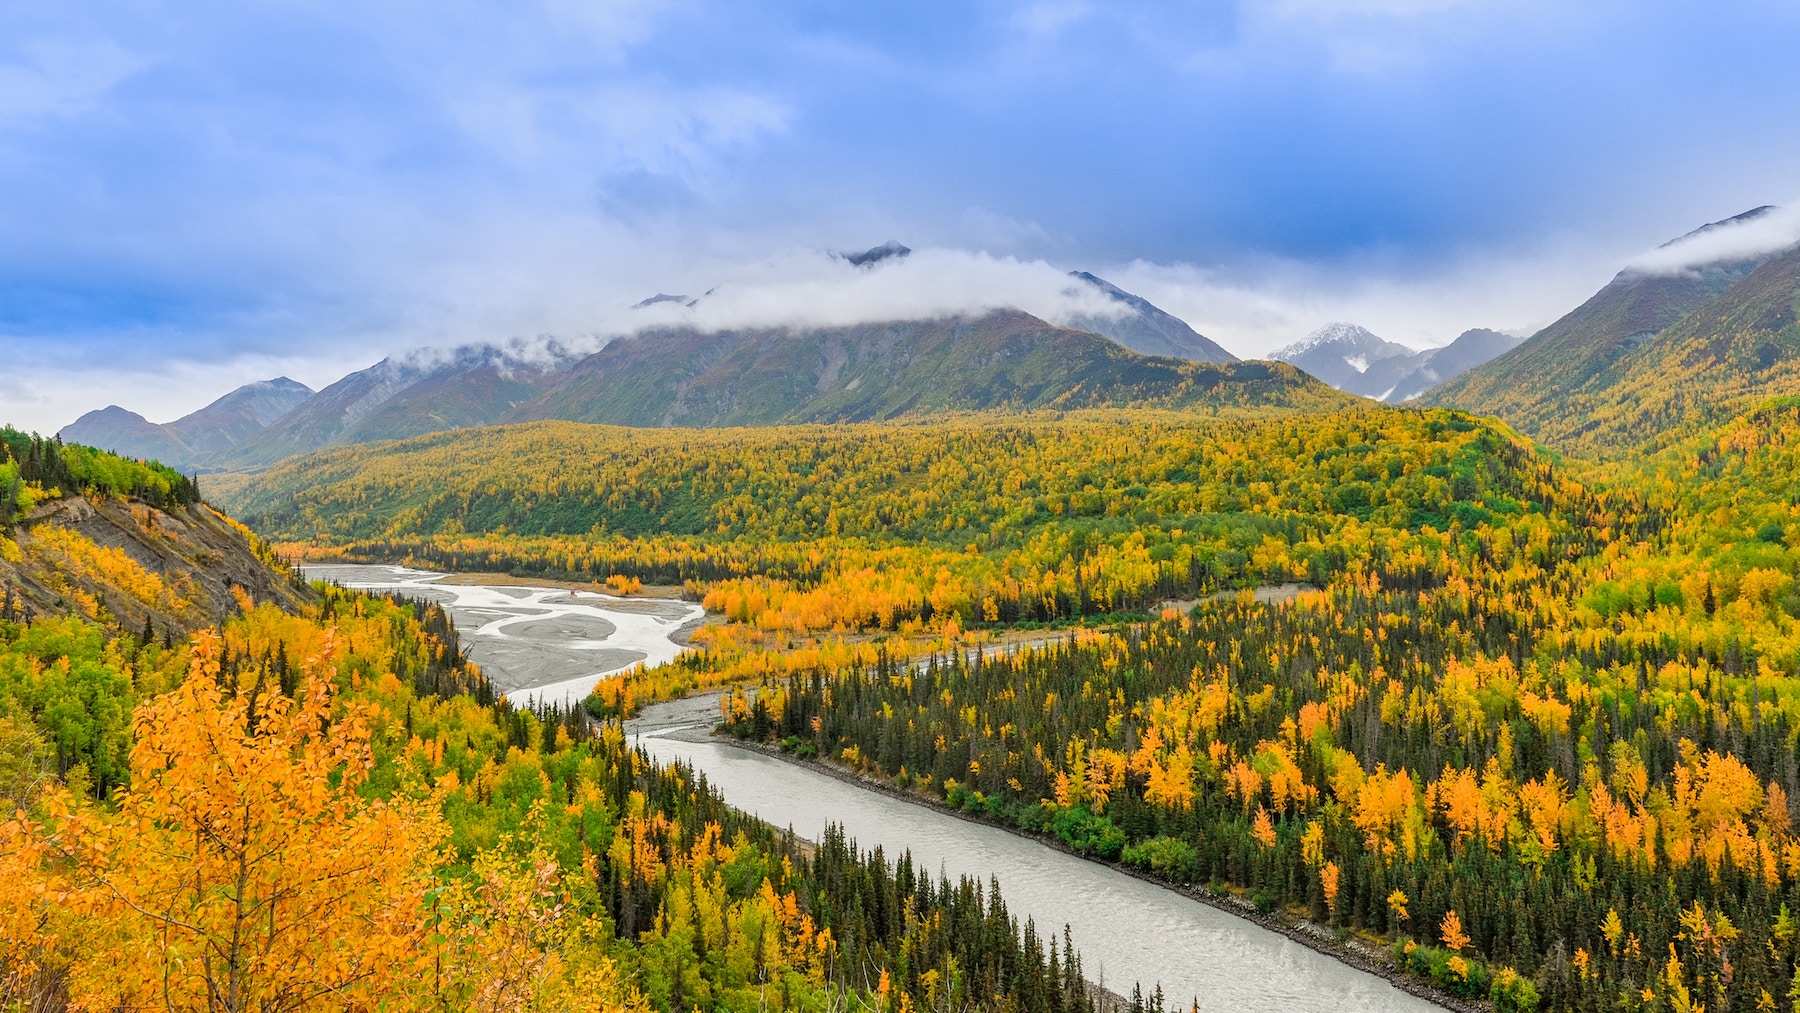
(215, 393, 1800, 1012)
(0, 440, 1101, 1013)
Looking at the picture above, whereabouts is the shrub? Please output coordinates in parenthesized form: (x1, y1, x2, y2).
(1121, 835, 1199, 881)
(1049, 805, 1126, 860)
(1489, 967, 1540, 1013)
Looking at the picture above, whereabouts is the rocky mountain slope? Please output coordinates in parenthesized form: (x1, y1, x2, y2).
(1063, 272, 1237, 363)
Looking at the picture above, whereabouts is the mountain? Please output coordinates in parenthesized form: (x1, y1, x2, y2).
(1063, 272, 1237, 363)
(1428, 208, 1786, 436)
(1271, 323, 1422, 396)
(1382, 329, 1526, 404)
(844, 240, 911, 267)
(505, 308, 1344, 428)
(1468, 240, 1800, 454)
(66, 282, 1338, 471)
(166, 377, 315, 454)
(211, 347, 570, 470)
(58, 377, 315, 472)
(58, 406, 196, 469)
(1270, 323, 1526, 403)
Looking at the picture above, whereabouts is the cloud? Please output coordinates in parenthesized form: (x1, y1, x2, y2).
(624, 247, 1133, 334)
(1101, 237, 1622, 357)
(1621, 204, 1800, 276)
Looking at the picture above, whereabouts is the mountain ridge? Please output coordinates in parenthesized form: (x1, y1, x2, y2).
(65, 290, 1341, 471)
(1063, 272, 1237, 363)
(1427, 207, 1799, 451)
(59, 377, 315, 473)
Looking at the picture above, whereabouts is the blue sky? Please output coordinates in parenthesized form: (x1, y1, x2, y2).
(4, 1, 1800, 431)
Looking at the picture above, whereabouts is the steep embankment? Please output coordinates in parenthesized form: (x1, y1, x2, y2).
(1, 429, 310, 632)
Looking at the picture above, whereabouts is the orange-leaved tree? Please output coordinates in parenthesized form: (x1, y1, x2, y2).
(35, 630, 448, 1012)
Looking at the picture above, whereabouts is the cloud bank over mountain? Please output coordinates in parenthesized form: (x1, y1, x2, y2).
(1622, 204, 1800, 277)
(4, 2, 1800, 432)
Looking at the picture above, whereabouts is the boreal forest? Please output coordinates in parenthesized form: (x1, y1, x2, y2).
(7, 234, 1800, 1013)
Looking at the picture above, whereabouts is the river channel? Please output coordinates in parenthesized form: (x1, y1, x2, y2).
(300, 564, 704, 706)
(631, 698, 1444, 1013)
(310, 568, 1442, 1010)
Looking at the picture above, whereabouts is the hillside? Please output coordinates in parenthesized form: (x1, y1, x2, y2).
(1430, 240, 1800, 454)
(1428, 209, 1786, 440)
(209, 348, 574, 470)
(0, 428, 310, 631)
(505, 309, 1342, 429)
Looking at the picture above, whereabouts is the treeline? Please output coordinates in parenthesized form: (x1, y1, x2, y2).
(723, 400, 1800, 1013)
(232, 409, 1649, 642)
(1, 590, 1104, 1012)
(1, 427, 199, 523)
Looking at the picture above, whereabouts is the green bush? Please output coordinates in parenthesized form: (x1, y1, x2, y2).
(1489, 967, 1540, 1013)
(1121, 835, 1199, 881)
(1050, 805, 1125, 860)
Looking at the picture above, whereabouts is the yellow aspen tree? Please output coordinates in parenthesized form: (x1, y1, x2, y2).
(1440, 909, 1471, 953)
(50, 631, 449, 1012)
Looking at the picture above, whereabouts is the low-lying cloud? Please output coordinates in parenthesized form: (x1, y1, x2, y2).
(622, 247, 1135, 335)
(1622, 203, 1800, 276)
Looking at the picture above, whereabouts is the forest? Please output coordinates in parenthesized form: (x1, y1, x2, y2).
(718, 399, 1800, 1012)
(12, 383, 1800, 1010)
(0, 459, 1097, 1013)
(213, 394, 1800, 1010)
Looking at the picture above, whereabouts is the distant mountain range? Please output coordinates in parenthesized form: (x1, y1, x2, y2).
(59, 262, 1304, 472)
(1269, 323, 1522, 403)
(502, 308, 1308, 431)
(68, 210, 1800, 475)
(1427, 206, 1800, 454)
(60, 378, 315, 473)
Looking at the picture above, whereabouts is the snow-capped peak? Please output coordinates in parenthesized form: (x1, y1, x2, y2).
(1271, 322, 1390, 361)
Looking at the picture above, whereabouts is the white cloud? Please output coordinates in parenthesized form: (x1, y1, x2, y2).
(4, 226, 1650, 435)
(1621, 203, 1800, 276)
(626, 246, 1133, 334)
(1101, 238, 1622, 357)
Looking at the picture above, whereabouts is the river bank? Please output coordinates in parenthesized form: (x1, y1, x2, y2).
(630, 692, 1465, 1012)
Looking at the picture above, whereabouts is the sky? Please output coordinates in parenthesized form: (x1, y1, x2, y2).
(3, 0, 1800, 432)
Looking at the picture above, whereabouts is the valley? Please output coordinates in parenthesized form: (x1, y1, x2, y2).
(298, 564, 703, 706)
(9, 204, 1800, 1013)
(631, 693, 1448, 1013)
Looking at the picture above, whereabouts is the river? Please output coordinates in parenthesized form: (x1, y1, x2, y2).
(300, 563, 704, 706)
(631, 697, 1445, 1013)
(309, 567, 1444, 1010)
